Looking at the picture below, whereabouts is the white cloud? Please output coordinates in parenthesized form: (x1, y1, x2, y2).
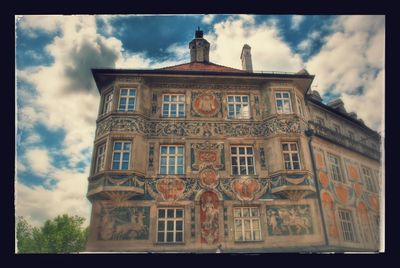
(305, 15, 384, 131)
(298, 39, 312, 51)
(207, 15, 303, 72)
(16, 167, 91, 227)
(202, 14, 216, 24)
(17, 15, 63, 35)
(291, 15, 305, 30)
(25, 148, 51, 175)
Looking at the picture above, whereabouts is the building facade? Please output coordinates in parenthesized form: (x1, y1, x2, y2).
(85, 29, 382, 252)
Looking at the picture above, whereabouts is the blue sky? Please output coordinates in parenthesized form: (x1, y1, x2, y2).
(15, 14, 384, 226)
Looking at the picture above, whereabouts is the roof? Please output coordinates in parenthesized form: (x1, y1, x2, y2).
(158, 61, 246, 73)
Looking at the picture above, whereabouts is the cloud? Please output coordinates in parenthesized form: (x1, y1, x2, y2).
(25, 148, 51, 175)
(16, 167, 91, 227)
(17, 15, 63, 37)
(207, 15, 304, 72)
(202, 15, 216, 24)
(298, 31, 320, 53)
(291, 15, 305, 30)
(305, 15, 384, 131)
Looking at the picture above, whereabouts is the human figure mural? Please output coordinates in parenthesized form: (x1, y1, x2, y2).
(321, 192, 339, 239)
(266, 205, 313, 236)
(200, 191, 219, 244)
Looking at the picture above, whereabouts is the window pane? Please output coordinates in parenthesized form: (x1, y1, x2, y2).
(292, 154, 299, 161)
(293, 162, 300, 170)
(158, 232, 165, 242)
(121, 162, 129, 170)
(177, 157, 183, 165)
(239, 157, 246, 165)
(120, 89, 128, 96)
(158, 221, 165, 230)
(243, 208, 249, 217)
(158, 209, 165, 218)
(290, 143, 297, 151)
(247, 157, 253, 165)
(123, 143, 130, 150)
(234, 209, 241, 218)
(169, 147, 176, 154)
(177, 166, 184, 174)
(231, 147, 237, 154)
(251, 208, 259, 217)
(161, 146, 167, 154)
(160, 156, 167, 165)
(179, 95, 184, 102)
(231, 157, 237, 165)
(283, 92, 289, 98)
(248, 166, 254, 174)
(235, 96, 241, 102)
(232, 166, 238, 175)
(275, 92, 282, 98)
(246, 147, 253, 154)
(164, 95, 169, 101)
(166, 232, 174, 242)
(114, 142, 122, 150)
(112, 162, 119, 170)
(167, 209, 174, 218)
(177, 146, 184, 154)
(169, 156, 176, 165)
(282, 143, 289, 151)
(122, 153, 129, 160)
(176, 221, 183, 231)
(240, 166, 247, 174)
(254, 231, 261, 240)
(242, 96, 249, 102)
(176, 209, 183, 218)
(176, 232, 183, 242)
(239, 147, 245, 154)
(113, 152, 121, 161)
(245, 231, 251, 240)
(169, 166, 175, 174)
(167, 221, 174, 231)
(252, 219, 260, 229)
(129, 90, 136, 96)
(160, 166, 167, 174)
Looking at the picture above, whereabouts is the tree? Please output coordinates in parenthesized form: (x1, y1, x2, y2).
(16, 214, 89, 253)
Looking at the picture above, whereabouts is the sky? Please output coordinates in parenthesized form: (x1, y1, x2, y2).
(15, 14, 385, 226)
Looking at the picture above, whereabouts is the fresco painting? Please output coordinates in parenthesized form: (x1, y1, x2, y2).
(200, 191, 219, 244)
(266, 205, 313, 236)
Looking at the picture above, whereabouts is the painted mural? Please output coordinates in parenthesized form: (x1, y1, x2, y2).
(232, 177, 261, 201)
(146, 177, 200, 201)
(98, 203, 150, 241)
(200, 191, 219, 244)
(199, 168, 218, 188)
(191, 142, 224, 170)
(315, 150, 326, 170)
(321, 192, 339, 239)
(266, 205, 313, 236)
(357, 202, 372, 244)
(192, 93, 220, 117)
(156, 178, 185, 201)
(344, 159, 360, 181)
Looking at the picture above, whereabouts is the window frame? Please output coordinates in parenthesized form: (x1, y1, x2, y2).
(233, 207, 262, 242)
(111, 140, 131, 170)
(361, 166, 377, 193)
(118, 88, 137, 112)
(227, 95, 250, 119)
(156, 208, 185, 243)
(328, 153, 345, 183)
(159, 145, 185, 175)
(275, 91, 292, 114)
(337, 208, 357, 242)
(281, 142, 301, 170)
(230, 145, 256, 175)
(94, 143, 106, 173)
(102, 91, 114, 115)
(296, 96, 304, 117)
(162, 94, 185, 118)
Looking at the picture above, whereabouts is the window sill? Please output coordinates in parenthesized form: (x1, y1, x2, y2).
(153, 242, 186, 246)
(234, 240, 264, 243)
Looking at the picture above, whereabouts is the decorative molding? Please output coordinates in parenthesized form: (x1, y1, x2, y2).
(150, 83, 259, 91)
(96, 115, 306, 138)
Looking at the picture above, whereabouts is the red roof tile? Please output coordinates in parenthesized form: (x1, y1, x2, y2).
(158, 61, 245, 73)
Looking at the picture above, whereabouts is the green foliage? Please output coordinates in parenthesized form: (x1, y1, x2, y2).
(16, 214, 89, 253)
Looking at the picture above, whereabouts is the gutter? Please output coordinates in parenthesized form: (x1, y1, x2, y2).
(305, 128, 329, 247)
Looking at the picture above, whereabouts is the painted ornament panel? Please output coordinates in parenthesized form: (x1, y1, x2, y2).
(266, 205, 313, 236)
(321, 192, 339, 239)
(156, 178, 185, 201)
(192, 93, 221, 117)
(200, 191, 219, 244)
(199, 168, 218, 188)
(98, 205, 150, 241)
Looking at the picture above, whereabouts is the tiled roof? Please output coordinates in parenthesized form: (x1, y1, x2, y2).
(158, 61, 246, 73)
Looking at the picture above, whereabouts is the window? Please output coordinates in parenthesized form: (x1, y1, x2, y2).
(362, 166, 377, 192)
(348, 131, 355, 140)
(296, 96, 304, 117)
(328, 154, 344, 182)
(95, 143, 106, 173)
(231, 146, 255, 175)
(275, 91, 292, 114)
(333, 123, 341, 134)
(282, 142, 301, 170)
(234, 207, 261, 241)
(102, 92, 113, 114)
(338, 209, 357, 242)
(162, 94, 185, 117)
(315, 116, 325, 126)
(160, 145, 184, 175)
(227, 95, 250, 119)
(157, 208, 184, 243)
(112, 141, 131, 170)
(118, 88, 136, 112)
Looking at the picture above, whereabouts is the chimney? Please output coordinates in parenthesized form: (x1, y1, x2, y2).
(189, 27, 210, 63)
(240, 44, 253, 72)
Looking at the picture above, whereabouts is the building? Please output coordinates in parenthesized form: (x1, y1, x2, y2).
(85, 28, 382, 252)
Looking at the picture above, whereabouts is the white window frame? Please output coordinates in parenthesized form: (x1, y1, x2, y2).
(227, 95, 250, 119)
(111, 141, 131, 170)
(102, 91, 113, 114)
(362, 166, 377, 193)
(275, 91, 292, 114)
(282, 142, 301, 170)
(162, 94, 185, 118)
(233, 207, 262, 242)
(95, 143, 106, 173)
(118, 88, 136, 112)
(159, 145, 185, 175)
(230, 146, 255, 175)
(328, 153, 345, 183)
(338, 209, 357, 242)
(157, 208, 184, 243)
(296, 96, 304, 117)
